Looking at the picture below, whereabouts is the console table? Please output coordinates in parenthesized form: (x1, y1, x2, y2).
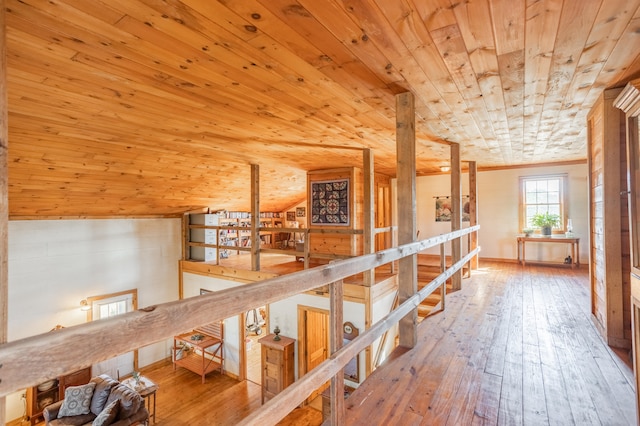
(517, 235, 580, 268)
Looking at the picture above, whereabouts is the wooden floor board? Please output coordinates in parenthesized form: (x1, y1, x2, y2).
(346, 262, 637, 425)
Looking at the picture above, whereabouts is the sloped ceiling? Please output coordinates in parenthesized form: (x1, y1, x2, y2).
(6, 0, 640, 217)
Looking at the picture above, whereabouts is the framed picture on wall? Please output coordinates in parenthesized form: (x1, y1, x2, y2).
(435, 195, 470, 222)
(311, 178, 350, 226)
(296, 207, 306, 217)
(286, 211, 295, 221)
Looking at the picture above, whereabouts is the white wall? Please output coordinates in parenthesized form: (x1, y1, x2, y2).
(181, 272, 245, 377)
(269, 294, 366, 381)
(6, 218, 181, 421)
(394, 163, 589, 263)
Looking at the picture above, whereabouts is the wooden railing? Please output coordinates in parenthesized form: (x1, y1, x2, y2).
(0, 225, 479, 425)
(187, 222, 397, 270)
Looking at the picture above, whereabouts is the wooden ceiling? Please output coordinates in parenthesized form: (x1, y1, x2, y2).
(5, 0, 640, 217)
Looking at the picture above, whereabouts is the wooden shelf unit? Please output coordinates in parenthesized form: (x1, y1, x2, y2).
(27, 367, 91, 425)
(258, 212, 283, 248)
(187, 213, 220, 261)
(186, 211, 284, 259)
(173, 322, 224, 383)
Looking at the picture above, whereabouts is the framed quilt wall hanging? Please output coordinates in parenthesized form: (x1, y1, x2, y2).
(311, 178, 350, 226)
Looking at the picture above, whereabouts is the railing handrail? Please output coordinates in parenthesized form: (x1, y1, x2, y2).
(0, 225, 479, 399)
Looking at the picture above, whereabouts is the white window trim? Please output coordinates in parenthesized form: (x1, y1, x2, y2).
(519, 174, 568, 233)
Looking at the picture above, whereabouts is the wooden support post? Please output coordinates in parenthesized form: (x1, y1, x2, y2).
(450, 144, 462, 291)
(329, 279, 344, 425)
(362, 149, 375, 384)
(363, 149, 375, 287)
(251, 164, 260, 271)
(468, 161, 479, 270)
(0, 1, 8, 422)
(440, 243, 446, 311)
(396, 92, 417, 349)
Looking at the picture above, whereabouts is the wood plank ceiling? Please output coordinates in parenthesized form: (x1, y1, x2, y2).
(5, 0, 640, 217)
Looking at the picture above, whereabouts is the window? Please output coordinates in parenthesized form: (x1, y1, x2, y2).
(87, 290, 138, 378)
(519, 174, 567, 232)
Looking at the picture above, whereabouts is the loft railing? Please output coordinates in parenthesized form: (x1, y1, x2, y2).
(0, 225, 479, 425)
(186, 223, 396, 263)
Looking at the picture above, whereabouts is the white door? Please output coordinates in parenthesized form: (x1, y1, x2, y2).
(91, 294, 135, 380)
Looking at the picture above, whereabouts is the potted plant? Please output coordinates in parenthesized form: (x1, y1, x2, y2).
(531, 212, 561, 236)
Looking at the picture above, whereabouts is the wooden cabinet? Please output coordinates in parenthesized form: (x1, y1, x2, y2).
(587, 87, 631, 348)
(258, 334, 295, 403)
(27, 367, 91, 425)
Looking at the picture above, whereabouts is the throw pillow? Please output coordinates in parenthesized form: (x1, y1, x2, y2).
(58, 382, 97, 417)
(92, 399, 120, 426)
(90, 375, 118, 415)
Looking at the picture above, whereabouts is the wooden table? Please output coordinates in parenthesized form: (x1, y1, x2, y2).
(517, 235, 580, 268)
(173, 328, 223, 383)
(122, 376, 158, 424)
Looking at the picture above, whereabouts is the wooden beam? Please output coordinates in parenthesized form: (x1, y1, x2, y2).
(469, 161, 479, 270)
(396, 92, 417, 349)
(450, 143, 462, 291)
(0, 1, 8, 422)
(329, 279, 344, 425)
(251, 164, 260, 271)
(363, 148, 374, 286)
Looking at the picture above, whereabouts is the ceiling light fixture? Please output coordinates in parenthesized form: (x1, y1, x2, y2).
(440, 166, 450, 172)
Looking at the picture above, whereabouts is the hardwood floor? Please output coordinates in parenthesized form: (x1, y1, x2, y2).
(131, 360, 322, 426)
(345, 261, 636, 425)
(22, 261, 634, 426)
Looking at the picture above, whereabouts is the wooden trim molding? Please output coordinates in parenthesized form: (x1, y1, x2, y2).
(614, 78, 640, 115)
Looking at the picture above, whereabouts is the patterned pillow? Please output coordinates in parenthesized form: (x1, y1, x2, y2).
(92, 399, 120, 426)
(58, 382, 96, 417)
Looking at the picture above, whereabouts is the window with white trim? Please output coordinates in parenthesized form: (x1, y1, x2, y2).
(519, 174, 567, 232)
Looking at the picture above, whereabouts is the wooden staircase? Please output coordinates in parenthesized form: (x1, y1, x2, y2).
(416, 261, 458, 321)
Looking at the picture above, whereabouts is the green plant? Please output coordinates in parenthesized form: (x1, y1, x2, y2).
(530, 212, 561, 229)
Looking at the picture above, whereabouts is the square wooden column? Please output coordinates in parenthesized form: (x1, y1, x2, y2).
(450, 144, 462, 291)
(396, 92, 417, 349)
(250, 164, 260, 271)
(0, 2, 8, 422)
(469, 161, 479, 270)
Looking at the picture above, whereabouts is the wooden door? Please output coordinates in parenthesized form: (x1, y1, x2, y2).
(298, 306, 329, 402)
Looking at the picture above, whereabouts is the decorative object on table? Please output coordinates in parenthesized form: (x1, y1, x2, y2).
(311, 179, 350, 225)
(190, 333, 204, 341)
(565, 218, 574, 237)
(530, 212, 560, 236)
(273, 325, 281, 341)
(132, 371, 141, 388)
(522, 228, 534, 237)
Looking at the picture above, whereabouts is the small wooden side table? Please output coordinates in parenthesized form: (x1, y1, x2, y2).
(122, 376, 158, 424)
